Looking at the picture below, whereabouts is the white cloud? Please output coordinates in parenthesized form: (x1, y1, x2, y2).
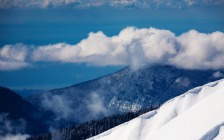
(169, 30, 224, 69)
(28, 27, 177, 69)
(41, 94, 75, 121)
(1, 27, 224, 70)
(87, 92, 109, 117)
(213, 71, 224, 78)
(0, 0, 223, 9)
(49, 127, 62, 140)
(0, 44, 30, 70)
(0, 113, 30, 140)
(0, 134, 30, 140)
(0, 60, 30, 70)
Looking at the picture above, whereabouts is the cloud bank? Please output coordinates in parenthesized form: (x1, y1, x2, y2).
(1, 27, 224, 70)
(0, 0, 223, 9)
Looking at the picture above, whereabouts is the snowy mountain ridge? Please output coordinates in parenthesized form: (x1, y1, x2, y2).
(89, 78, 224, 140)
(26, 65, 224, 126)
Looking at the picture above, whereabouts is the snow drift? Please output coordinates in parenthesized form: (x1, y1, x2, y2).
(89, 78, 224, 140)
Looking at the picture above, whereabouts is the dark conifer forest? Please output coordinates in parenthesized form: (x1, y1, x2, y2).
(28, 106, 158, 140)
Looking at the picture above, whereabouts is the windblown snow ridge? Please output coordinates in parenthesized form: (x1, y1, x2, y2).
(89, 78, 224, 140)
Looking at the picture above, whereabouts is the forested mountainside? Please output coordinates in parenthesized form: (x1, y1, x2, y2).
(89, 79, 224, 140)
(26, 65, 224, 127)
(0, 86, 47, 135)
(28, 106, 158, 140)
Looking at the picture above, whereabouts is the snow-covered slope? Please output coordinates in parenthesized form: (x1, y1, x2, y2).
(89, 79, 224, 140)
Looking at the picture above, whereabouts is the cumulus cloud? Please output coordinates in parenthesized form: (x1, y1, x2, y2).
(1, 27, 224, 70)
(169, 30, 224, 69)
(0, 44, 30, 70)
(0, 0, 223, 9)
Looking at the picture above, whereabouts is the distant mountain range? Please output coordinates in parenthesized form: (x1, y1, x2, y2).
(25, 65, 224, 127)
(13, 89, 46, 98)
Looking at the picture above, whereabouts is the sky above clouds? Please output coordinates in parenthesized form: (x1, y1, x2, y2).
(0, 1, 224, 89)
(1, 0, 224, 9)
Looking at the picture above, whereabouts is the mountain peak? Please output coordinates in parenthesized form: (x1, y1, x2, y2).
(26, 65, 224, 126)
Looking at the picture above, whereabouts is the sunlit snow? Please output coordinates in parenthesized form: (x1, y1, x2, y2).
(89, 79, 224, 140)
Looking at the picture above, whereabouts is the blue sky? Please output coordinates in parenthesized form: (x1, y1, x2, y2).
(0, 2, 224, 89)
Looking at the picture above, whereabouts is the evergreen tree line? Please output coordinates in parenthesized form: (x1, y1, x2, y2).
(28, 106, 159, 140)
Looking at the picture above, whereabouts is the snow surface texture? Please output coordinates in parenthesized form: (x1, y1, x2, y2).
(89, 79, 224, 140)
